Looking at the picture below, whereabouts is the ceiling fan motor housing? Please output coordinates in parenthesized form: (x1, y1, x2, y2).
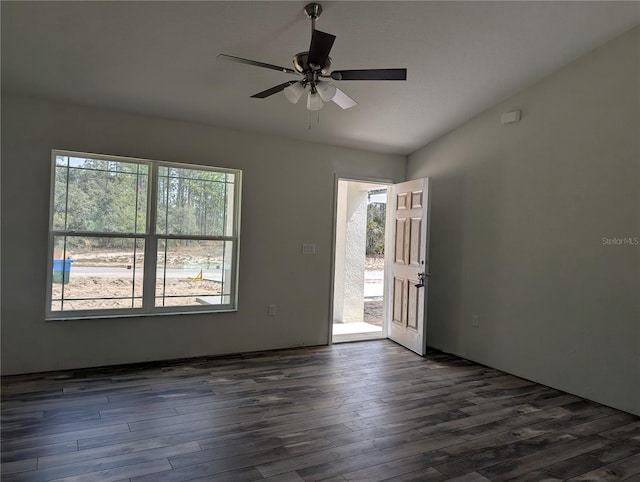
(293, 52, 331, 75)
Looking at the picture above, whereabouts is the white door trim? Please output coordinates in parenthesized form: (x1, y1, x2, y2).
(328, 175, 394, 345)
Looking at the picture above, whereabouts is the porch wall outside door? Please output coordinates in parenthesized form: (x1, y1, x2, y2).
(333, 181, 369, 323)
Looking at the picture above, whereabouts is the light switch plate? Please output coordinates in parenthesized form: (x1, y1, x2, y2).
(302, 243, 316, 255)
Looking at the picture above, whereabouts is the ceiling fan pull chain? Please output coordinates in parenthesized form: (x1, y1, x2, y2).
(308, 110, 320, 129)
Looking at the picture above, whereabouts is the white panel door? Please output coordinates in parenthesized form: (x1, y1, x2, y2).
(387, 178, 430, 355)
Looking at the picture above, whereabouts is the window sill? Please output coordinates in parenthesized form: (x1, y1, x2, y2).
(46, 307, 238, 321)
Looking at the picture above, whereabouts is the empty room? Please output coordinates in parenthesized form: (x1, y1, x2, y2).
(1, 1, 639, 481)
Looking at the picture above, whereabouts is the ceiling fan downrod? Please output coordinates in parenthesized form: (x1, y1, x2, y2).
(304, 3, 322, 32)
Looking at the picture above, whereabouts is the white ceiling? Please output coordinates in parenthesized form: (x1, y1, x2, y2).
(2, 1, 638, 155)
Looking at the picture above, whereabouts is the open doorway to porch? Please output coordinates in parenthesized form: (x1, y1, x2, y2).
(332, 179, 388, 343)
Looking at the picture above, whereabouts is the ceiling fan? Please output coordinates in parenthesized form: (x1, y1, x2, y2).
(218, 3, 407, 111)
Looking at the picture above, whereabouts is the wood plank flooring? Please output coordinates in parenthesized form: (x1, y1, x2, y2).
(2, 340, 639, 481)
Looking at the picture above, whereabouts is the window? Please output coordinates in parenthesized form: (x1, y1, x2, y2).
(48, 150, 241, 318)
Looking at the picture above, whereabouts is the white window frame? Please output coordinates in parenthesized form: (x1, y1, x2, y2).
(46, 150, 242, 320)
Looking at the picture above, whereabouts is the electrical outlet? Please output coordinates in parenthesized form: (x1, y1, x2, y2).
(472, 314, 479, 327)
(268, 304, 276, 316)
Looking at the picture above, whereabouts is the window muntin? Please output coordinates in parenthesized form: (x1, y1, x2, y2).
(50, 236, 145, 311)
(156, 166, 236, 237)
(155, 239, 233, 307)
(53, 156, 148, 233)
(48, 151, 241, 318)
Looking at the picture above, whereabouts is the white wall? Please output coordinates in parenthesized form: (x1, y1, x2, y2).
(409, 27, 640, 415)
(0, 93, 405, 375)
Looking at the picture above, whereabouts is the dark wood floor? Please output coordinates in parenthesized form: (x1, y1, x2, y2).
(2, 340, 639, 482)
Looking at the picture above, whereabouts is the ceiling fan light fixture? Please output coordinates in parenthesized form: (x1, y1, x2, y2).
(284, 82, 305, 103)
(307, 91, 323, 110)
(316, 81, 336, 102)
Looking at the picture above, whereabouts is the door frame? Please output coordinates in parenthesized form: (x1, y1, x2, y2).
(328, 174, 394, 345)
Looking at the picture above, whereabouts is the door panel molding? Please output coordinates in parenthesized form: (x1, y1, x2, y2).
(387, 178, 430, 355)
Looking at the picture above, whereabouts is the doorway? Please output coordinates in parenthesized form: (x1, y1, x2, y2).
(332, 179, 388, 343)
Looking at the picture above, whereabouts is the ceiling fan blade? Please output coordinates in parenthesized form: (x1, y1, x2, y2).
(251, 81, 297, 99)
(330, 68, 407, 81)
(218, 54, 297, 75)
(308, 29, 336, 68)
(331, 88, 358, 110)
